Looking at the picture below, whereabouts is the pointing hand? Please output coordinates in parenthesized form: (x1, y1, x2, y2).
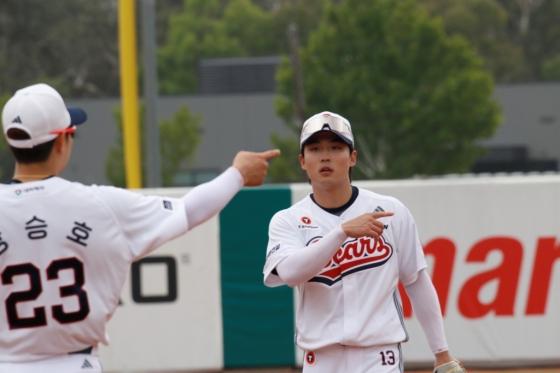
(232, 149, 281, 186)
(341, 211, 394, 239)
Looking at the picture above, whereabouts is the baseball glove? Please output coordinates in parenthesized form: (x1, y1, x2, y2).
(434, 359, 466, 373)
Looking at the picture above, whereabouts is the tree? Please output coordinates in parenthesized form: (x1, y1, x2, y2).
(272, 0, 502, 181)
(0, 0, 120, 97)
(157, 0, 330, 94)
(496, 0, 560, 81)
(0, 0, 187, 97)
(105, 104, 201, 187)
(419, 0, 528, 83)
(157, 0, 251, 94)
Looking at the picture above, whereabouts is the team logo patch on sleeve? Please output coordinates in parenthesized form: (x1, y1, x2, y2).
(163, 200, 173, 211)
(309, 235, 394, 286)
(305, 351, 316, 366)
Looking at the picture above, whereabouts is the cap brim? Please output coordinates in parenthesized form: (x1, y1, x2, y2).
(300, 130, 353, 148)
(67, 106, 87, 125)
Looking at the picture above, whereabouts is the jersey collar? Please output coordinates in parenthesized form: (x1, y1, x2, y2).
(310, 185, 359, 217)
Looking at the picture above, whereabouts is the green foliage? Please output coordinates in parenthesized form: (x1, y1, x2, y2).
(159, 105, 202, 186)
(420, 0, 527, 83)
(0, 0, 119, 97)
(541, 54, 560, 81)
(158, 0, 249, 93)
(496, 0, 560, 82)
(267, 133, 305, 183)
(2, 0, 559, 98)
(274, 0, 502, 180)
(0, 0, 186, 97)
(157, 0, 329, 93)
(105, 104, 201, 187)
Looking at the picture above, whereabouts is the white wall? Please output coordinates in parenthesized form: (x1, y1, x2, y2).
(99, 176, 560, 371)
(100, 188, 224, 373)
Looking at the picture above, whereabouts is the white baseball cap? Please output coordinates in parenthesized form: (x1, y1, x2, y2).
(300, 111, 354, 149)
(2, 83, 87, 149)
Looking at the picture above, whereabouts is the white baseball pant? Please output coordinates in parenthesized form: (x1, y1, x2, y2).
(302, 343, 403, 373)
(0, 354, 102, 373)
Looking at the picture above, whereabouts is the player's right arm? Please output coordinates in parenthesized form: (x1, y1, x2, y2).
(91, 150, 281, 262)
(181, 149, 280, 230)
(339, 212, 394, 239)
(264, 211, 393, 288)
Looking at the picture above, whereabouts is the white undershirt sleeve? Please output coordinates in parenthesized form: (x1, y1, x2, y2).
(275, 226, 347, 287)
(181, 167, 244, 230)
(404, 269, 449, 355)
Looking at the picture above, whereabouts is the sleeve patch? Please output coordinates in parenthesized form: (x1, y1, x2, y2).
(163, 200, 173, 211)
(266, 244, 281, 259)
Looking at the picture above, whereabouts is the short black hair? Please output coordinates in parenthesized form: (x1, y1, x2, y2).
(7, 128, 57, 164)
(300, 137, 354, 183)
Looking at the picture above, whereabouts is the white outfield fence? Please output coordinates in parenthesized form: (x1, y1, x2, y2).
(99, 175, 560, 372)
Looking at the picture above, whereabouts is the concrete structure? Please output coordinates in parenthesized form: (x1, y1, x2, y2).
(476, 83, 560, 173)
(60, 93, 292, 185)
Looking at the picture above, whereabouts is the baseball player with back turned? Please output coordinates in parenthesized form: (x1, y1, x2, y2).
(263, 112, 466, 373)
(0, 83, 279, 373)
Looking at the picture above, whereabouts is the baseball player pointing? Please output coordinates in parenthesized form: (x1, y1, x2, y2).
(263, 112, 465, 373)
(0, 83, 279, 372)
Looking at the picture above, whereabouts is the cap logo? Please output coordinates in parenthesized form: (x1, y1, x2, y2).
(11, 116, 22, 124)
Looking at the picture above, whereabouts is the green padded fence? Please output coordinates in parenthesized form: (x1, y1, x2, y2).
(219, 186, 295, 368)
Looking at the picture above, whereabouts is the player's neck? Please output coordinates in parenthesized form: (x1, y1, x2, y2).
(12, 139, 70, 182)
(13, 162, 58, 182)
(311, 182, 353, 209)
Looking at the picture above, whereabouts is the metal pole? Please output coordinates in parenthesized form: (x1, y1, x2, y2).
(118, 0, 142, 189)
(141, 0, 162, 187)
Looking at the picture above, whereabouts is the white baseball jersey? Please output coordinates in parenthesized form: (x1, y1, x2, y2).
(263, 187, 426, 351)
(0, 177, 188, 362)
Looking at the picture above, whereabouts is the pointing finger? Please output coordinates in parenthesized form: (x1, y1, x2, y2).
(372, 211, 394, 219)
(259, 149, 281, 160)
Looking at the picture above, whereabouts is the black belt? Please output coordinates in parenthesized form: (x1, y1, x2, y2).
(68, 346, 93, 355)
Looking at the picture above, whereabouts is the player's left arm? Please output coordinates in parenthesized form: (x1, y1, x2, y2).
(403, 269, 450, 358)
(394, 201, 464, 370)
(406, 274, 466, 372)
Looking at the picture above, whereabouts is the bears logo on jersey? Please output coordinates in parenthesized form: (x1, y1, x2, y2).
(308, 235, 393, 286)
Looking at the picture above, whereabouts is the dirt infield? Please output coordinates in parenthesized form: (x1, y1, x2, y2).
(219, 368, 560, 373)
(127, 367, 560, 373)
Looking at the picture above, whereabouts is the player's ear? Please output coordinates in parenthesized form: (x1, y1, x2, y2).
(299, 154, 306, 170)
(52, 134, 65, 153)
(350, 149, 357, 167)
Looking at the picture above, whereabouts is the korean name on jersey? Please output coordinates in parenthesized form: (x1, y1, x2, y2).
(264, 188, 427, 351)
